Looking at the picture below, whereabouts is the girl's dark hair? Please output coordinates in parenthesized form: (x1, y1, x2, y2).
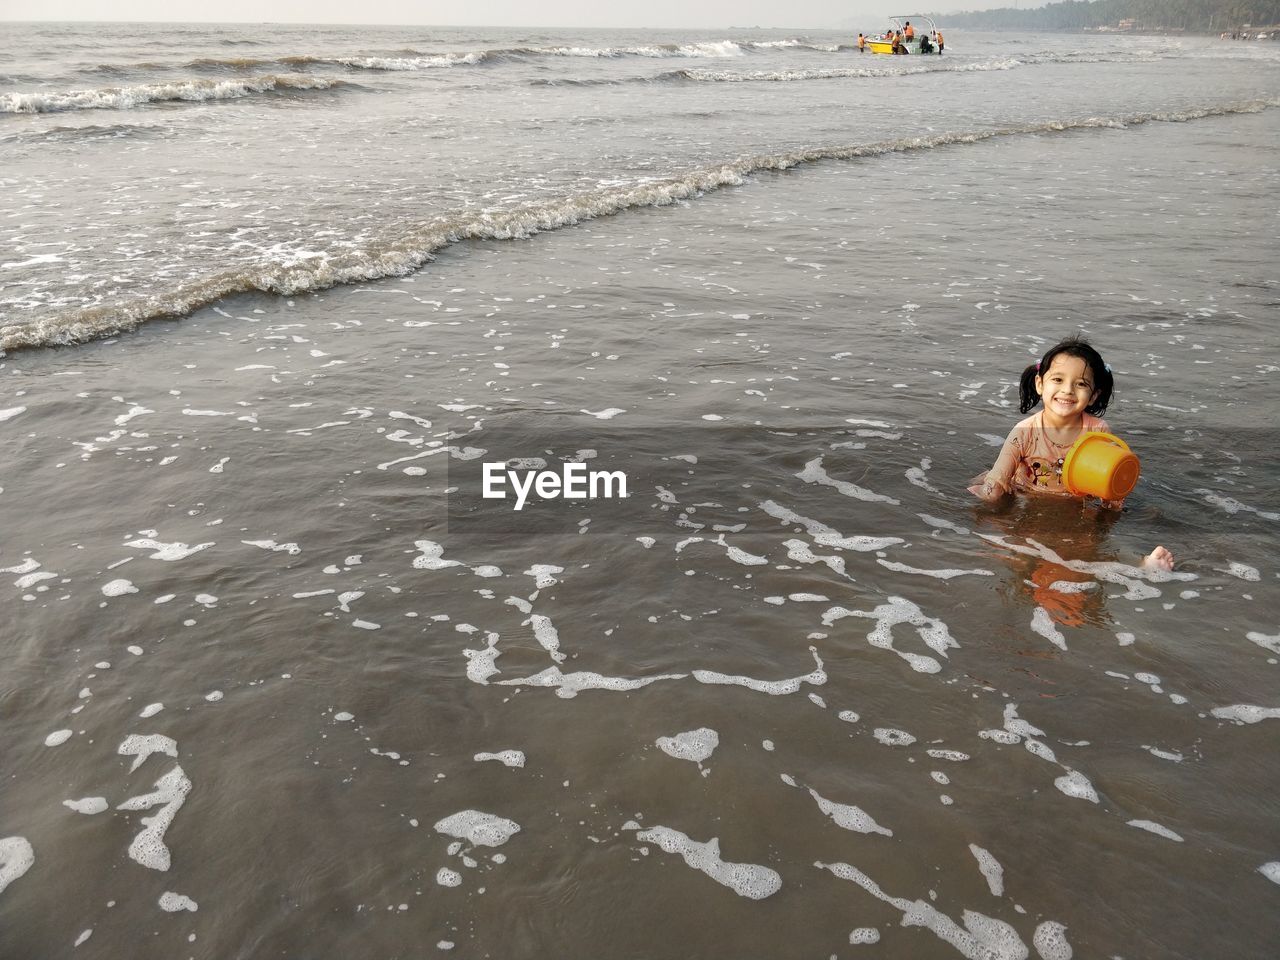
(1018, 336, 1113, 415)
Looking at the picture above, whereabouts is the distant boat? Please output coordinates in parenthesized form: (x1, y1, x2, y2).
(865, 15, 941, 55)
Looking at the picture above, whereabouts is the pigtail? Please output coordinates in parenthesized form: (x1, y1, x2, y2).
(1017, 363, 1041, 413)
(1086, 362, 1113, 415)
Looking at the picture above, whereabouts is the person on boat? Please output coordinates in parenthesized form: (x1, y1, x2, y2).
(919, 33, 933, 54)
(936, 30, 944, 54)
(903, 21, 915, 41)
(890, 32, 901, 55)
(857, 33, 866, 53)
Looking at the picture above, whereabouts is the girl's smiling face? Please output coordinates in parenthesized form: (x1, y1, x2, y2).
(1035, 354, 1098, 421)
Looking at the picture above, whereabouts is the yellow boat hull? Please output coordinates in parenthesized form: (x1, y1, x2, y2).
(865, 38, 932, 55)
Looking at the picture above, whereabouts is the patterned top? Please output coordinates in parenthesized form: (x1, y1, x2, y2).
(970, 411, 1113, 501)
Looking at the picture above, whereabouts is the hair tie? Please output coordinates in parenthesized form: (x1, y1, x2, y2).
(1104, 363, 1111, 373)
(1035, 360, 1041, 371)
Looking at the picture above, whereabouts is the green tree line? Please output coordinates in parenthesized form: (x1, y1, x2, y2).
(935, 0, 1280, 31)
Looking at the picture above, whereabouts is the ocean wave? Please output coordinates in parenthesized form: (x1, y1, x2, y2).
(70, 38, 809, 78)
(526, 40, 749, 58)
(328, 52, 489, 70)
(0, 74, 354, 114)
(528, 76, 625, 87)
(3, 97, 1275, 352)
(0, 121, 173, 144)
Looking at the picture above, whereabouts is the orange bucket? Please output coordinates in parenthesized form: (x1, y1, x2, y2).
(1061, 432, 1140, 500)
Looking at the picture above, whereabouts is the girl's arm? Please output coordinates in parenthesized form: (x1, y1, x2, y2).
(971, 428, 1022, 502)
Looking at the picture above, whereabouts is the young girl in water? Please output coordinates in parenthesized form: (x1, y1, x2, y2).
(971, 336, 1174, 571)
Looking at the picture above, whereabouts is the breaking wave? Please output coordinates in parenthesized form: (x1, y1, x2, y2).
(1, 74, 354, 113)
(3, 98, 1275, 352)
(68, 38, 861, 77)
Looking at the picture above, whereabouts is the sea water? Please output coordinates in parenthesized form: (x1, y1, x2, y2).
(1, 21, 1278, 959)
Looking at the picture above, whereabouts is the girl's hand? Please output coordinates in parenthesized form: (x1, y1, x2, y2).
(1142, 546, 1175, 572)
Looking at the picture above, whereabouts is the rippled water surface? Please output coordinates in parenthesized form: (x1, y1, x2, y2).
(1, 20, 1279, 960)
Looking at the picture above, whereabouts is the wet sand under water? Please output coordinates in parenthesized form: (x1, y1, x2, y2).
(2, 118, 1279, 959)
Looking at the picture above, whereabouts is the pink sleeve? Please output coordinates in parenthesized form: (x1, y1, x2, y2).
(968, 426, 1022, 501)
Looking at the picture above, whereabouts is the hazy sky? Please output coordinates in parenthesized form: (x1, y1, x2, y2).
(0, 1, 1017, 29)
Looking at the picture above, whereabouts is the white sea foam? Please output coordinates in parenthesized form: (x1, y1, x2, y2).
(15, 569, 57, 589)
(474, 750, 525, 768)
(0, 406, 27, 423)
(0, 837, 35, 894)
(849, 927, 881, 944)
(918, 513, 970, 535)
(723, 541, 768, 565)
(63, 797, 109, 814)
(1192, 488, 1280, 521)
(243, 539, 301, 555)
(782, 539, 849, 578)
(808, 788, 893, 836)
(528, 614, 566, 663)
(877, 560, 994, 579)
(823, 597, 957, 674)
(1247, 631, 1280, 655)
(1259, 862, 1280, 885)
(1210, 704, 1280, 724)
(797, 457, 899, 505)
(969, 845, 1004, 896)
(1032, 920, 1073, 960)
(636, 826, 781, 899)
(1127, 820, 1183, 842)
(692, 647, 826, 695)
(1046, 580, 1095, 594)
(1219, 562, 1261, 582)
(657, 727, 719, 764)
(159, 892, 198, 912)
(118, 733, 178, 773)
(1053, 770, 1099, 803)
(413, 540, 463, 570)
(873, 728, 916, 747)
(45, 729, 73, 747)
(819, 861, 1029, 959)
(436, 867, 462, 886)
(117, 765, 192, 870)
(101, 579, 138, 597)
(124, 538, 214, 561)
(760, 500, 903, 551)
(433, 810, 520, 847)
(495, 666, 684, 698)
(1030, 607, 1067, 651)
(464, 633, 502, 684)
(525, 564, 565, 589)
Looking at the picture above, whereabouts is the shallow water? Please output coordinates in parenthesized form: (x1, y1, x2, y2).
(2, 21, 1280, 960)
